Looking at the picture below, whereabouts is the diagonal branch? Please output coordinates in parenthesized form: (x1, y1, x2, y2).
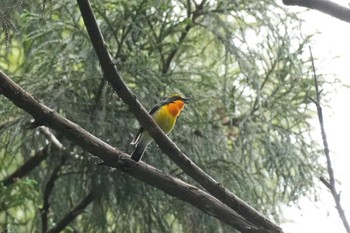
(45, 191, 95, 233)
(282, 0, 350, 24)
(76, 0, 282, 232)
(2, 146, 50, 186)
(0, 69, 261, 232)
(2, 128, 63, 187)
(310, 47, 350, 233)
(162, 0, 206, 74)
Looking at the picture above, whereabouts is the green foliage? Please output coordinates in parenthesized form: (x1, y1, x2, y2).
(0, 0, 324, 232)
(0, 179, 38, 232)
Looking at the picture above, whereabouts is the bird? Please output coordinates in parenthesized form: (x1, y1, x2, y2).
(130, 94, 190, 162)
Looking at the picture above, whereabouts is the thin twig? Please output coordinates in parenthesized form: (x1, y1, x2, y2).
(309, 47, 350, 233)
(161, 0, 205, 74)
(39, 126, 64, 150)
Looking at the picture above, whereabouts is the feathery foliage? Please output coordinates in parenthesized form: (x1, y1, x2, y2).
(0, 0, 323, 232)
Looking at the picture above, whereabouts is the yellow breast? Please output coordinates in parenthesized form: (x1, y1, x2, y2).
(153, 105, 177, 134)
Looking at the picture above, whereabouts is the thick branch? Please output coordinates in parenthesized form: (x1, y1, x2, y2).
(76, 1, 282, 232)
(0, 70, 260, 232)
(282, 0, 350, 24)
(45, 192, 95, 233)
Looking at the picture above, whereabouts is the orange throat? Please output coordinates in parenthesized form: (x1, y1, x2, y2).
(167, 100, 185, 117)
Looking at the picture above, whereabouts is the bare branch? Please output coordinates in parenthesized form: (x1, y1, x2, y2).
(319, 176, 332, 191)
(39, 126, 64, 150)
(45, 191, 95, 233)
(310, 47, 350, 233)
(1, 127, 63, 187)
(75, 1, 282, 232)
(161, 0, 206, 74)
(2, 146, 50, 186)
(41, 156, 66, 232)
(0, 69, 262, 232)
(282, 0, 350, 24)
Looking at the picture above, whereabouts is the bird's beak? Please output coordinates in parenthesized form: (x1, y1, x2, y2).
(182, 97, 191, 103)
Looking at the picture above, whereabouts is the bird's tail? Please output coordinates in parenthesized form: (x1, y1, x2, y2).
(131, 144, 147, 162)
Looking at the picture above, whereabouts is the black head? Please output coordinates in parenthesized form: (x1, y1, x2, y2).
(166, 94, 191, 104)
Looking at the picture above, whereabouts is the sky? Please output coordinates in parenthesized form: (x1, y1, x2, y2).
(281, 1, 350, 232)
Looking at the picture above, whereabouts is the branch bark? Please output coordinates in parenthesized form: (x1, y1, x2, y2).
(0, 70, 261, 232)
(282, 0, 350, 24)
(76, 1, 282, 232)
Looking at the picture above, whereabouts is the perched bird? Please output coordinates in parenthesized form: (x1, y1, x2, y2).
(131, 94, 190, 162)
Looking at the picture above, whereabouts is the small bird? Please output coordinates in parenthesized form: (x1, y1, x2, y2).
(130, 94, 190, 162)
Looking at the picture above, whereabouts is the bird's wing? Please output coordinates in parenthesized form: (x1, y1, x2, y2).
(148, 99, 170, 115)
(131, 98, 172, 145)
(131, 127, 144, 145)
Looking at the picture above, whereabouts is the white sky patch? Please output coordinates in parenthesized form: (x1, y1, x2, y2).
(281, 1, 350, 232)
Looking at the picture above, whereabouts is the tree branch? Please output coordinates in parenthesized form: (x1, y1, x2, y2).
(76, 0, 282, 232)
(162, 0, 206, 74)
(0, 70, 261, 232)
(2, 146, 50, 186)
(282, 0, 350, 24)
(45, 191, 95, 233)
(1, 127, 63, 186)
(39, 126, 64, 150)
(41, 155, 66, 232)
(310, 47, 350, 233)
